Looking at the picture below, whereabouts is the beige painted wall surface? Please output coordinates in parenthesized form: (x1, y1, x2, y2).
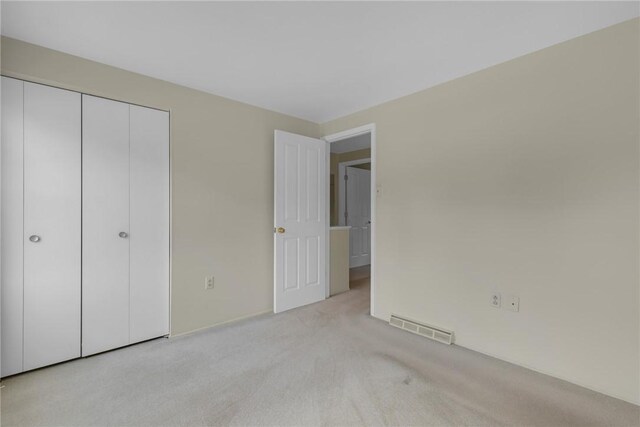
(0, 37, 320, 336)
(330, 228, 350, 296)
(322, 19, 640, 404)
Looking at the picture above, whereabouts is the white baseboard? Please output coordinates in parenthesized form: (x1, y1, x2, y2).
(169, 309, 272, 338)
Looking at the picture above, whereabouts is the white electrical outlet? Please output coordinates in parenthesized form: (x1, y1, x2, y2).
(490, 292, 501, 308)
(506, 295, 519, 312)
(205, 276, 214, 290)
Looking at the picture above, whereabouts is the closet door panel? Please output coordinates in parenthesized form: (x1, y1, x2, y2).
(82, 95, 130, 356)
(1, 77, 24, 376)
(23, 82, 81, 370)
(129, 106, 170, 342)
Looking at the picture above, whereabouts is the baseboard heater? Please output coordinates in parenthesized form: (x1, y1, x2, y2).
(389, 314, 454, 345)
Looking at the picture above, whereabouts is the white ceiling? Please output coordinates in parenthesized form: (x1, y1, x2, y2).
(330, 133, 371, 154)
(2, 2, 638, 123)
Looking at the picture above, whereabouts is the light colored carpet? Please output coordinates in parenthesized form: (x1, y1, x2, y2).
(1, 272, 638, 427)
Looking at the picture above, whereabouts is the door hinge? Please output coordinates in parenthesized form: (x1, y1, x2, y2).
(344, 174, 348, 181)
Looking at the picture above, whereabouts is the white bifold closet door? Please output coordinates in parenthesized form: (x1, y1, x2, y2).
(128, 105, 170, 343)
(82, 96, 131, 355)
(82, 95, 169, 356)
(1, 77, 81, 376)
(1, 76, 24, 377)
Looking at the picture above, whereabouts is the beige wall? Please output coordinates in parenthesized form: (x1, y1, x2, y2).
(330, 148, 371, 225)
(329, 228, 350, 296)
(322, 19, 640, 404)
(0, 36, 320, 336)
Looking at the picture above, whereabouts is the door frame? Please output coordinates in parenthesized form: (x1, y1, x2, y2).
(337, 158, 371, 227)
(323, 124, 376, 317)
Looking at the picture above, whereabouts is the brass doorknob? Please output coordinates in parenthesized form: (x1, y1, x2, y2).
(276, 227, 286, 234)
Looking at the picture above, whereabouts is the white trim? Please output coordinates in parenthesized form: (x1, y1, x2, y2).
(324, 124, 374, 143)
(324, 145, 331, 299)
(170, 309, 272, 339)
(337, 158, 371, 165)
(275, 130, 280, 302)
(168, 109, 173, 338)
(324, 123, 377, 317)
(338, 158, 371, 227)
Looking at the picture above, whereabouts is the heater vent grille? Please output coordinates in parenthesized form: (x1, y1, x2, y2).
(389, 314, 454, 345)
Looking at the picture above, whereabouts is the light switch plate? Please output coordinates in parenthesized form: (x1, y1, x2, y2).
(506, 295, 519, 312)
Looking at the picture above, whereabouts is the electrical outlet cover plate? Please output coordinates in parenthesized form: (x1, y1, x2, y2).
(491, 293, 501, 308)
(205, 276, 214, 290)
(506, 295, 519, 312)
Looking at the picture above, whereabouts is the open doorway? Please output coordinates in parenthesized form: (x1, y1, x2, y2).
(324, 124, 376, 316)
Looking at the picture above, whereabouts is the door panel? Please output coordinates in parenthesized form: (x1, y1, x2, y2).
(346, 166, 371, 268)
(129, 105, 170, 343)
(306, 236, 319, 285)
(284, 144, 299, 222)
(274, 130, 326, 313)
(1, 77, 24, 376)
(82, 95, 130, 356)
(284, 238, 299, 291)
(23, 82, 81, 370)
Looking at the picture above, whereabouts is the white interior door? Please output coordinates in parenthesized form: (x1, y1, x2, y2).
(1, 77, 25, 376)
(346, 166, 371, 268)
(23, 82, 81, 370)
(82, 95, 131, 356)
(129, 105, 170, 343)
(274, 130, 326, 313)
